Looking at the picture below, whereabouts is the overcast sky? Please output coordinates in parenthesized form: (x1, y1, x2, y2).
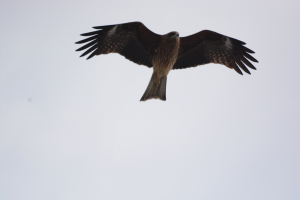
(1, 0, 299, 200)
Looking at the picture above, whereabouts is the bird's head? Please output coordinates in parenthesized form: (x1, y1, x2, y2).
(168, 31, 179, 38)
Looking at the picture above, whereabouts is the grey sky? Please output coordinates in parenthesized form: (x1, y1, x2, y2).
(1, 0, 299, 199)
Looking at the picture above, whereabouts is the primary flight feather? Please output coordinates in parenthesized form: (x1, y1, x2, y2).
(76, 21, 258, 101)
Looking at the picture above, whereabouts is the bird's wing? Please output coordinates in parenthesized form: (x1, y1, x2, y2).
(75, 22, 161, 68)
(173, 30, 258, 75)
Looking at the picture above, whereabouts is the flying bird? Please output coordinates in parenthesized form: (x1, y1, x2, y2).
(76, 22, 258, 101)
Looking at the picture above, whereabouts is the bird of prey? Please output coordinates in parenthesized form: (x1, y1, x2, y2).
(76, 22, 258, 101)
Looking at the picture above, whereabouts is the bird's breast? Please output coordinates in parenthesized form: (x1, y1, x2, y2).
(152, 38, 180, 76)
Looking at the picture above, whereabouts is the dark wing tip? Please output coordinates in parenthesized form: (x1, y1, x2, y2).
(235, 58, 251, 75)
(244, 52, 258, 63)
(77, 43, 98, 58)
(230, 60, 243, 75)
(76, 35, 98, 44)
(231, 37, 246, 45)
(75, 41, 83, 44)
(93, 24, 117, 29)
(86, 53, 96, 60)
(80, 30, 99, 36)
(76, 40, 98, 52)
(75, 29, 103, 58)
(239, 45, 255, 54)
(76, 24, 119, 58)
(231, 37, 258, 74)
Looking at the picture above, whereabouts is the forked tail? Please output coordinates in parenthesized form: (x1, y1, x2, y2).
(140, 74, 167, 101)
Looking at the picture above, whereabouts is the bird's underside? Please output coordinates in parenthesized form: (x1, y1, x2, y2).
(76, 21, 258, 101)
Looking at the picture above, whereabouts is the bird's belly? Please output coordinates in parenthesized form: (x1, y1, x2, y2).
(152, 50, 178, 77)
(152, 38, 180, 77)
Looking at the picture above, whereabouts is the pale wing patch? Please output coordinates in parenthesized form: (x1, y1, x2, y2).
(225, 37, 233, 50)
(107, 25, 118, 37)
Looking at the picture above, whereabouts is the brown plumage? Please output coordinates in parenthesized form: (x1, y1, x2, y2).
(76, 21, 258, 101)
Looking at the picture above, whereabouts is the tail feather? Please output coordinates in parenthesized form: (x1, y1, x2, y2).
(140, 74, 167, 101)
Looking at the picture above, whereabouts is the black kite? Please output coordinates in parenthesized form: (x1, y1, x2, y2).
(76, 22, 258, 101)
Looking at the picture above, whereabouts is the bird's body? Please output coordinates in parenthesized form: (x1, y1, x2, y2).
(141, 32, 180, 101)
(76, 22, 258, 101)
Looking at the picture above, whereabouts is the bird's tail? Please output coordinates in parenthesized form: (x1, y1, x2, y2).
(140, 73, 167, 101)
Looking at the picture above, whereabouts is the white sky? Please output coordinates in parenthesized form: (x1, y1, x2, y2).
(1, 0, 299, 199)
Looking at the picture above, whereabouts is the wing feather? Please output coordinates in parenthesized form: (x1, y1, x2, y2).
(235, 57, 250, 74)
(75, 35, 98, 44)
(76, 39, 97, 51)
(239, 45, 255, 53)
(79, 43, 98, 57)
(243, 52, 258, 62)
(231, 60, 243, 75)
(80, 31, 99, 36)
(75, 22, 161, 67)
(239, 55, 256, 70)
(173, 30, 258, 75)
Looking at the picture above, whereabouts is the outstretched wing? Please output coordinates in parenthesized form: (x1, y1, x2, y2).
(173, 30, 258, 75)
(75, 22, 161, 68)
